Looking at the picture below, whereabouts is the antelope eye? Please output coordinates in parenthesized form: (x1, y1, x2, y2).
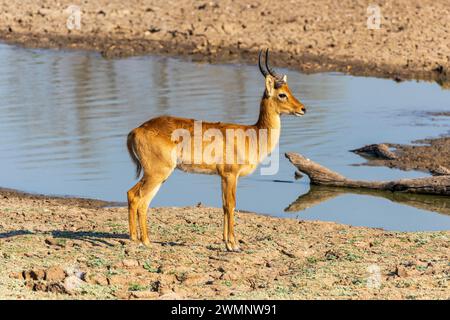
(278, 93, 287, 99)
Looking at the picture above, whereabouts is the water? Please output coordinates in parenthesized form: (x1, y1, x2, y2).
(1, 43, 449, 231)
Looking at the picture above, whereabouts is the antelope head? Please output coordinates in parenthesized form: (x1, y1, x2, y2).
(258, 49, 306, 117)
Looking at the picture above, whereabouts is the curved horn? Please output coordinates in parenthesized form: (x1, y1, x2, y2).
(258, 50, 269, 78)
(265, 49, 283, 80)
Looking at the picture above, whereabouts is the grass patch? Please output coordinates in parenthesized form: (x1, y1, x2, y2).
(143, 260, 159, 273)
(128, 283, 147, 291)
(87, 256, 107, 268)
(223, 280, 232, 287)
(307, 256, 318, 264)
(345, 252, 361, 262)
(416, 265, 428, 272)
(189, 224, 206, 234)
(414, 238, 428, 246)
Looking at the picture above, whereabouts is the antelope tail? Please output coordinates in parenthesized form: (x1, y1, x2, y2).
(127, 130, 142, 179)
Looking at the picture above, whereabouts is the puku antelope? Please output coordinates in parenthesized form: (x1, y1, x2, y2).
(126, 49, 306, 251)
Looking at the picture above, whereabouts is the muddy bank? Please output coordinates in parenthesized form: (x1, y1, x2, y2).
(352, 136, 450, 174)
(0, 0, 449, 85)
(0, 189, 449, 299)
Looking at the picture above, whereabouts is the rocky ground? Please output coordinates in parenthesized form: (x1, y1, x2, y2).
(0, 188, 449, 300)
(0, 0, 449, 85)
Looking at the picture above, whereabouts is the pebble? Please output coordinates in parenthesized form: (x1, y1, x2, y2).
(130, 291, 159, 299)
(64, 275, 84, 294)
(45, 266, 66, 282)
(122, 258, 140, 268)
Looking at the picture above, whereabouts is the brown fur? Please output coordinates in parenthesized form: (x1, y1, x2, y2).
(127, 74, 305, 251)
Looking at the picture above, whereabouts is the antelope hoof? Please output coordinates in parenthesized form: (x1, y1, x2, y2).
(141, 239, 151, 247)
(130, 234, 139, 242)
(225, 241, 241, 252)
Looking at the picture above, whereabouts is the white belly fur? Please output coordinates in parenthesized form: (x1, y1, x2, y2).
(176, 164, 218, 175)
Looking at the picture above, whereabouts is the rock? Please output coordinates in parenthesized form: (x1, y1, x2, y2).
(44, 238, 59, 246)
(149, 280, 161, 292)
(45, 266, 66, 282)
(32, 281, 48, 292)
(64, 275, 84, 294)
(395, 265, 409, 277)
(325, 250, 340, 260)
(130, 290, 159, 299)
(113, 288, 130, 299)
(46, 282, 66, 294)
(108, 275, 131, 286)
(24, 269, 46, 281)
(220, 272, 239, 281)
(65, 266, 86, 280)
(9, 272, 23, 279)
(86, 273, 109, 286)
(280, 249, 297, 258)
(350, 144, 397, 160)
(158, 292, 183, 300)
(148, 26, 161, 33)
(25, 280, 34, 289)
(182, 273, 208, 286)
(159, 274, 178, 286)
(121, 259, 140, 268)
(158, 286, 173, 296)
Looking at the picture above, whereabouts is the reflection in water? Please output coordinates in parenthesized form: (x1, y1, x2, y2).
(286, 185, 450, 216)
(1, 44, 450, 231)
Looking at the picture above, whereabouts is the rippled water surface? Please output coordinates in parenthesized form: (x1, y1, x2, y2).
(1, 43, 450, 231)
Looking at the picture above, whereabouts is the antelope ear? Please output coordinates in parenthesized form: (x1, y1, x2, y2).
(265, 76, 275, 97)
(282, 75, 287, 82)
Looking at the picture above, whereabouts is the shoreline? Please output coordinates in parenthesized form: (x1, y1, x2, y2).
(1, 187, 449, 299)
(1, 1, 449, 86)
(0, 31, 447, 87)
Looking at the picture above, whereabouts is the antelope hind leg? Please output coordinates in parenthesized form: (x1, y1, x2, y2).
(136, 167, 174, 247)
(127, 181, 142, 242)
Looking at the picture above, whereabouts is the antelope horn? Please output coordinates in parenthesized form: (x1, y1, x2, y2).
(258, 50, 269, 78)
(265, 49, 284, 82)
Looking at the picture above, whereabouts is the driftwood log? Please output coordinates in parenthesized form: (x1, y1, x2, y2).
(285, 152, 450, 196)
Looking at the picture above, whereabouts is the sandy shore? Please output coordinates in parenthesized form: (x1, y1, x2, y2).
(0, 188, 449, 300)
(0, 0, 449, 84)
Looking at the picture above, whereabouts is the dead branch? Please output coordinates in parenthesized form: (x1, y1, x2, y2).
(285, 152, 450, 196)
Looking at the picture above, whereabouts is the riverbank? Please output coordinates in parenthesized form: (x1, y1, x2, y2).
(353, 136, 450, 174)
(0, 188, 449, 299)
(0, 0, 449, 85)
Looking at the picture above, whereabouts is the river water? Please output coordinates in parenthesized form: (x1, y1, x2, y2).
(1, 43, 449, 231)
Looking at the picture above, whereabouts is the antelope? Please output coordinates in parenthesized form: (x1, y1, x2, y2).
(126, 49, 306, 251)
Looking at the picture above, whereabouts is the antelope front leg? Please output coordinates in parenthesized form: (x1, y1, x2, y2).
(223, 211, 229, 243)
(221, 174, 240, 252)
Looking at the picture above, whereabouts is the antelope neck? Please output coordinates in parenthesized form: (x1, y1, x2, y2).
(255, 98, 281, 130)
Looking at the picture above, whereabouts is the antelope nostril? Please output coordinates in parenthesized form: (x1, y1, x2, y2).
(302, 107, 306, 113)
